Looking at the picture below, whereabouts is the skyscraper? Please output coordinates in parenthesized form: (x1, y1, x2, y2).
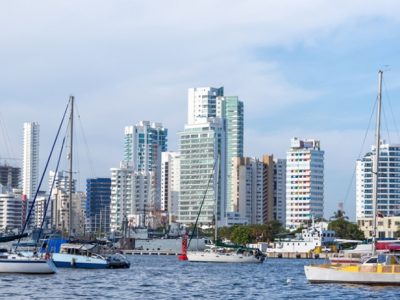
(356, 143, 400, 219)
(178, 118, 226, 224)
(161, 152, 180, 223)
(22, 122, 39, 227)
(286, 138, 324, 229)
(231, 157, 264, 224)
(187, 87, 223, 125)
(123, 121, 167, 210)
(86, 178, 111, 234)
(0, 164, 20, 189)
(216, 96, 244, 212)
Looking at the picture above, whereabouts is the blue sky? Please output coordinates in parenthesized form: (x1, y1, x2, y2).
(1, 1, 400, 220)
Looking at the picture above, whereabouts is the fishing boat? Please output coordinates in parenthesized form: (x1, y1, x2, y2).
(305, 70, 400, 284)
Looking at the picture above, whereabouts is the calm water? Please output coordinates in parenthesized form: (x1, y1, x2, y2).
(1, 256, 400, 299)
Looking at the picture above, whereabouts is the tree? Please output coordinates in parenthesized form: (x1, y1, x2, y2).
(231, 226, 251, 245)
(328, 218, 364, 240)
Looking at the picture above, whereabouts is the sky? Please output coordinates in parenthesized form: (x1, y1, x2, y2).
(1, 0, 400, 221)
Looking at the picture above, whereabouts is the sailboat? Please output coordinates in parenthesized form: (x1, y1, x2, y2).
(304, 70, 400, 285)
(185, 155, 265, 263)
(48, 96, 110, 269)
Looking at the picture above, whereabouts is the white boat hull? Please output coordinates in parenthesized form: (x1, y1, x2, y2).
(187, 251, 264, 263)
(52, 253, 108, 269)
(304, 265, 400, 285)
(0, 256, 57, 274)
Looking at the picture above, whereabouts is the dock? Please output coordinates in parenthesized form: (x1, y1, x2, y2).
(122, 250, 179, 256)
(267, 252, 331, 259)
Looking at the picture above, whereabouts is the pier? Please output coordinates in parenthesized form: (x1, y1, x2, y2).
(122, 250, 179, 256)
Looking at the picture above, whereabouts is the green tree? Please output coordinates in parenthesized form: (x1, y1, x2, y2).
(231, 226, 251, 245)
(328, 218, 365, 240)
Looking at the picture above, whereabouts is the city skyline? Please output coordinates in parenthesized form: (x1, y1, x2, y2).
(1, 1, 400, 221)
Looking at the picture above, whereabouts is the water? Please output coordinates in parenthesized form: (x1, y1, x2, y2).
(1, 257, 400, 299)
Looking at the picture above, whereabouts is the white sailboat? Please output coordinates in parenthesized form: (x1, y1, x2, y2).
(304, 70, 400, 284)
(0, 250, 57, 274)
(185, 155, 265, 263)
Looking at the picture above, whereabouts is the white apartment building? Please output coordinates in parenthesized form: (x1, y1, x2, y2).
(22, 122, 39, 227)
(356, 143, 400, 219)
(187, 87, 224, 125)
(274, 159, 287, 226)
(0, 187, 22, 231)
(110, 163, 156, 232)
(161, 152, 180, 223)
(286, 138, 324, 230)
(231, 157, 264, 225)
(178, 118, 226, 225)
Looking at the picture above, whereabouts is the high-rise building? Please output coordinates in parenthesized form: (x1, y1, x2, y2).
(22, 122, 39, 226)
(356, 143, 400, 219)
(123, 121, 167, 210)
(216, 96, 244, 212)
(231, 157, 263, 224)
(274, 158, 287, 226)
(86, 178, 111, 234)
(48, 170, 76, 193)
(161, 152, 180, 223)
(187, 87, 223, 125)
(262, 155, 274, 223)
(0, 187, 22, 231)
(0, 165, 20, 189)
(286, 138, 324, 229)
(110, 163, 156, 232)
(178, 118, 226, 225)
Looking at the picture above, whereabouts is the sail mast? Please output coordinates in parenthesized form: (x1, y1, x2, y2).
(68, 96, 74, 237)
(372, 70, 383, 255)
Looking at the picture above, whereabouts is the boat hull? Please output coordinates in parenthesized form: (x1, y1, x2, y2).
(187, 251, 264, 263)
(52, 253, 108, 269)
(304, 265, 400, 285)
(0, 258, 57, 274)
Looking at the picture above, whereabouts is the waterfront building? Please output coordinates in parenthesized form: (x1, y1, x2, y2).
(178, 118, 226, 225)
(161, 152, 180, 223)
(216, 96, 244, 212)
(110, 163, 156, 232)
(357, 216, 400, 239)
(33, 191, 50, 229)
(274, 158, 287, 226)
(262, 155, 274, 223)
(187, 87, 224, 125)
(0, 164, 20, 189)
(123, 121, 167, 210)
(22, 122, 39, 226)
(286, 138, 324, 230)
(231, 157, 263, 224)
(52, 188, 84, 236)
(0, 187, 22, 231)
(356, 143, 400, 219)
(86, 178, 111, 234)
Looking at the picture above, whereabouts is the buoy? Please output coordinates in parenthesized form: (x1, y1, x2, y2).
(178, 234, 188, 261)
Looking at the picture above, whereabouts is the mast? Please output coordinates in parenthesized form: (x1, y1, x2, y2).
(68, 96, 74, 237)
(372, 70, 383, 255)
(214, 153, 220, 246)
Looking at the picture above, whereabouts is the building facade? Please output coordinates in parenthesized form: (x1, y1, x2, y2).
(86, 178, 111, 234)
(286, 138, 324, 229)
(231, 157, 264, 224)
(22, 122, 39, 226)
(274, 158, 287, 226)
(0, 165, 20, 189)
(0, 187, 22, 231)
(358, 216, 400, 239)
(262, 155, 274, 223)
(178, 118, 226, 225)
(161, 152, 180, 223)
(123, 121, 167, 210)
(216, 96, 244, 212)
(356, 143, 400, 219)
(187, 87, 224, 125)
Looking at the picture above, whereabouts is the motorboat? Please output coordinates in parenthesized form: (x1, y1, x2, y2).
(305, 253, 400, 285)
(187, 248, 265, 263)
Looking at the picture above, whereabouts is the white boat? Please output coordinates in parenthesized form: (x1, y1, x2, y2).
(187, 248, 265, 263)
(304, 70, 400, 284)
(52, 243, 109, 269)
(0, 250, 56, 274)
(305, 254, 400, 285)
